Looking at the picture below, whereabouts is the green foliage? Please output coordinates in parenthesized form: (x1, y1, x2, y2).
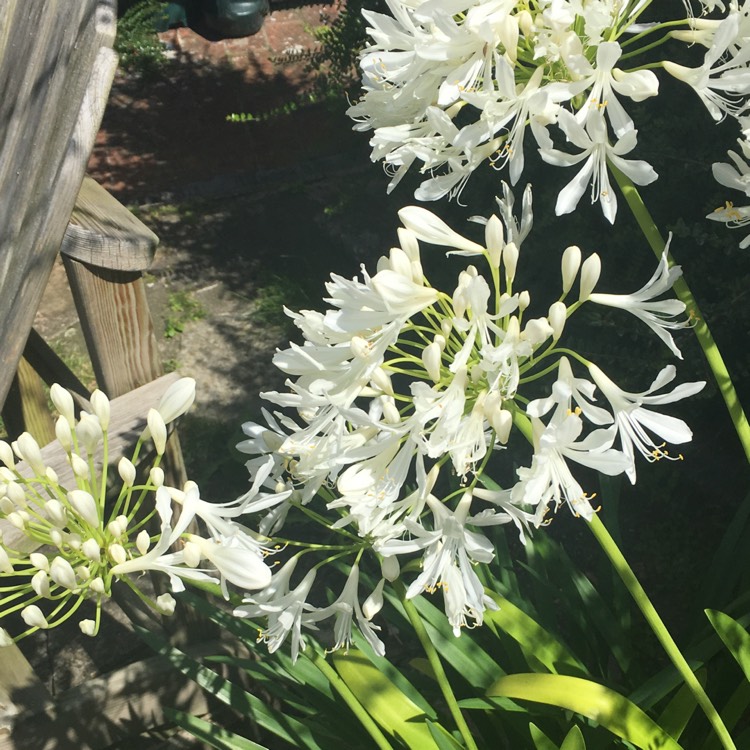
(115, 0, 169, 77)
(163, 290, 206, 338)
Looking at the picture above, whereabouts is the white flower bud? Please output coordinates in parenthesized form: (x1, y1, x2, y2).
(89, 577, 105, 595)
(45, 499, 67, 527)
(158, 377, 196, 424)
(68, 533, 82, 550)
(31, 570, 51, 598)
(0, 627, 13, 647)
(30, 552, 49, 571)
(517, 291, 530, 311)
(382, 398, 401, 425)
(370, 367, 394, 396)
(485, 215, 504, 269)
(136, 530, 151, 555)
(422, 341, 443, 383)
(0, 467, 14, 481)
(0, 546, 14, 574)
(45, 466, 59, 485)
(49, 529, 63, 547)
(183, 540, 202, 568)
(118, 457, 137, 487)
(0, 497, 12, 515)
(0, 441, 15, 469)
(76, 413, 103, 455)
(16, 433, 45, 476)
(90, 390, 111, 431)
(108, 544, 127, 565)
(50, 384, 76, 424)
(55, 416, 73, 452)
(68, 490, 100, 527)
(147, 409, 167, 455)
(561, 246, 581, 294)
(76, 565, 91, 581)
(21, 605, 49, 630)
(388, 245, 413, 278)
(79, 619, 96, 636)
(7, 511, 27, 530)
(441, 318, 452, 339)
(149, 466, 164, 488)
(548, 301, 567, 341)
(107, 518, 125, 538)
(350, 335, 372, 360)
(362, 579, 385, 620)
(70, 453, 90, 480)
(82, 538, 101, 563)
(503, 242, 519, 282)
(6, 481, 26, 506)
(579, 253, 601, 301)
(50, 556, 77, 590)
(381, 555, 400, 582)
(156, 593, 177, 615)
(523, 318, 553, 345)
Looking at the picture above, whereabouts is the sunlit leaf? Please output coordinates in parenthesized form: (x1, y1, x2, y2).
(560, 725, 586, 750)
(705, 610, 750, 682)
(487, 673, 683, 750)
(529, 722, 560, 750)
(656, 669, 706, 740)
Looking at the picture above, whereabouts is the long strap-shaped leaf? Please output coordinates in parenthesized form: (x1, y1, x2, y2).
(487, 673, 683, 750)
(706, 610, 750, 683)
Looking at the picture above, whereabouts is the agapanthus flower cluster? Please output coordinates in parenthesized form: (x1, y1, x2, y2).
(347, 0, 750, 220)
(0, 378, 272, 644)
(233, 186, 704, 659)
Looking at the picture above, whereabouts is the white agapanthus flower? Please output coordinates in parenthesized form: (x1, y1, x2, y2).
(0, 378, 272, 642)
(235, 186, 702, 656)
(708, 136, 750, 247)
(347, 0, 750, 220)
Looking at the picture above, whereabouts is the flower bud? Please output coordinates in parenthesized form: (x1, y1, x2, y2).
(68, 490, 100, 527)
(381, 555, 400, 582)
(118, 457, 137, 487)
(579, 254, 601, 301)
(156, 593, 177, 615)
(149, 466, 165, 488)
(16, 433, 45, 476)
(517, 291, 530, 311)
(363, 579, 385, 620)
(0, 441, 15, 469)
(158, 377, 196, 423)
(21, 605, 49, 629)
(79, 619, 96, 636)
(31, 570, 51, 598)
(381, 397, 401, 425)
(45, 499, 67, 528)
(90, 390, 111, 431)
(82, 538, 101, 563)
(523, 318, 553, 345)
(50, 384, 76, 425)
(561, 245, 581, 294)
(485, 215, 504, 269)
(55, 416, 73, 452)
(422, 341, 443, 383)
(108, 544, 127, 565)
(89, 577, 105, 595)
(76, 565, 91, 581)
(147, 409, 167, 455)
(136, 530, 150, 555)
(6, 481, 26, 506)
(49, 529, 63, 547)
(503, 242, 519, 282)
(548, 301, 567, 341)
(30, 552, 49, 571)
(45, 466, 59, 485)
(7, 511, 27, 530)
(183, 540, 202, 568)
(77, 413, 103, 455)
(70, 453, 90, 480)
(0, 546, 14, 575)
(50, 556, 77, 590)
(370, 367, 394, 396)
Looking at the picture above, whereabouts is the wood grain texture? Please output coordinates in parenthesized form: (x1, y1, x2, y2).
(63, 177, 159, 272)
(0, 0, 117, 406)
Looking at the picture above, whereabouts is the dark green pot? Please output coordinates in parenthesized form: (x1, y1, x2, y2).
(201, 0, 269, 37)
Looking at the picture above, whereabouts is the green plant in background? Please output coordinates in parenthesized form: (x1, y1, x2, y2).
(115, 0, 169, 78)
(164, 290, 206, 339)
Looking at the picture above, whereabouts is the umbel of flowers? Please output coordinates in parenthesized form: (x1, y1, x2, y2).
(0, 378, 272, 644)
(347, 0, 750, 222)
(233, 185, 704, 660)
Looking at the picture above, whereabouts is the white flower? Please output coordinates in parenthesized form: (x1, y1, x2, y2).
(589, 364, 705, 483)
(708, 138, 750, 247)
(588, 245, 690, 358)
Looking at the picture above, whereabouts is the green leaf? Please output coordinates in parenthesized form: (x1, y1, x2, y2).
(529, 722, 560, 750)
(656, 669, 706, 740)
(164, 708, 269, 750)
(487, 673, 683, 750)
(705, 609, 750, 682)
(333, 649, 441, 749)
(484, 591, 587, 676)
(560, 725, 586, 750)
(426, 720, 464, 750)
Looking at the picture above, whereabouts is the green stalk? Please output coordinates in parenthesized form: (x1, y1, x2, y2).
(587, 514, 736, 750)
(611, 165, 750, 464)
(393, 579, 480, 750)
(308, 648, 393, 750)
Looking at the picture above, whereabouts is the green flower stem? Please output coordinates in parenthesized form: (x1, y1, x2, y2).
(611, 164, 750, 464)
(587, 514, 736, 750)
(394, 579, 480, 750)
(308, 648, 393, 750)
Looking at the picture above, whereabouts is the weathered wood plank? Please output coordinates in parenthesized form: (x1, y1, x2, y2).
(63, 177, 159, 272)
(0, 0, 117, 407)
(0, 357, 56, 445)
